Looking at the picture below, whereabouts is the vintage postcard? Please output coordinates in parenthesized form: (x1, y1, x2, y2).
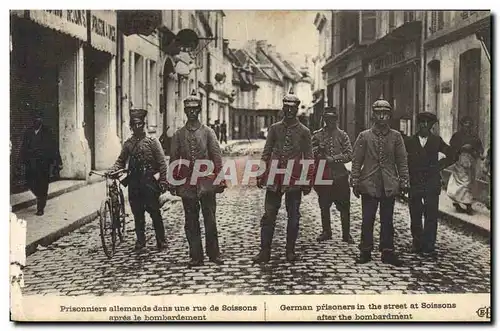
(9, 9, 491, 322)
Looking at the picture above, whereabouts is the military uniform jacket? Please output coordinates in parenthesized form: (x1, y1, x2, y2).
(405, 133, 450, 195)
(312, 127, 352, 184)
(259, 119, 314, 192)
(112, 133, 168, 188)
(351, 126, 409, 198)
(170, 123, 223, 198)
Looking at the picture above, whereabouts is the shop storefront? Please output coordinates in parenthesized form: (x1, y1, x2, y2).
(86, 10, 121, 170)
(324, 51, 366, 142)
(365, 38, 421, 135)
(10, 10, 88, 193)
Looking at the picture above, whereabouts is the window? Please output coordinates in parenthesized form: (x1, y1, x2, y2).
(404, 11, 415, 22)
(389, 11, 396, 29)
(430, 11, 444, 34)
(178, 11, 182, 30)
(360, 11, 376, 44)
(190, 14, 196, 29)
(215, 16, 218, 48)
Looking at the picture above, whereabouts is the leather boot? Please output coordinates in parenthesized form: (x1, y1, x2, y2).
(316, 232, 332, 242)
(355, 251, 372, 264)
(285, 241, 296, 262)
(341, 211, 354, 244)
(381, 251, 403, 267)
(252, 249, 270, 264)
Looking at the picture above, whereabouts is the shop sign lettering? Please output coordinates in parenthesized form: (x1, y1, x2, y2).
(91, 14, 116, 42)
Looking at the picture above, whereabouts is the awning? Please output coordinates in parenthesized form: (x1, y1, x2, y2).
(26, 10, 88, 41)
(117, 10, 161, 36)
(90, 10, 117, 55)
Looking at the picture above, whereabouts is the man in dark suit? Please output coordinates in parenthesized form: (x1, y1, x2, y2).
(404, 112, 451, 257)
(20, 111, 62, 216)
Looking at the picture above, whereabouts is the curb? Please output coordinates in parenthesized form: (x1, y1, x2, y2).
(25, 194, 180, 257)
(437, 210, 490, 241)
(12, 182, 88, 213)
(395, 197, 490, 240)
(25, 211, 99, 257)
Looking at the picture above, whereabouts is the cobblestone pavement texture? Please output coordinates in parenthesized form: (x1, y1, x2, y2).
(23, 153, 491, 296)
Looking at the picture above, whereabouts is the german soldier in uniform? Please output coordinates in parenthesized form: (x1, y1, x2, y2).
(110, 108, 168, 251)
(405, 112, 451, 256)
(169, 91, 226, 267)
(253, 91, 315, 264)
(312, 106, 354, 244)
(351, 98, 409, 266)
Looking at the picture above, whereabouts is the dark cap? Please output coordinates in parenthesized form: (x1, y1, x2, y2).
(130, 108, 148, 120)
(417, 111, 438, 123)
(323, 106, 338, 116)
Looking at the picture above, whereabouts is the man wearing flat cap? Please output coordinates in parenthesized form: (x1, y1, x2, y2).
(312, 106, 354, 244)
(110, 108, 168, 251)
(404, 111, 451, 257)
(169, 91, 226, 267)
(351, 98, 409, 267)
(253, 90, 315, 264)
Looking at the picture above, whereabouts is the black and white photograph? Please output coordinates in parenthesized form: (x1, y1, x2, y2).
(8, 9, 491, 322)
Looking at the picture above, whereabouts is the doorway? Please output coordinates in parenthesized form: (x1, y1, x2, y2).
(458, 48, 481, 134)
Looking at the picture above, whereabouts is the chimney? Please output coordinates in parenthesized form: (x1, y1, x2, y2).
(256, 40, 268, 51)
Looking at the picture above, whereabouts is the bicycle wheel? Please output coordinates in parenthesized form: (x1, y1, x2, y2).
(117, 188, 126, 242)
(99, 199, 115, 258)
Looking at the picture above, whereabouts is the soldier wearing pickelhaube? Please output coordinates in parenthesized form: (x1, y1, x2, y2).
(253, 90, 315, 264)
(169, 91, 225, 267)
(312, 106, 354, 244)
(110, 108, 168, 251)
(351, 98, 409, 266)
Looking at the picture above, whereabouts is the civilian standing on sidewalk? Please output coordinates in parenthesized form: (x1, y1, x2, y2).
(351, 98, 409, 267)
(253, 91, 315, 264)
(404, 112, 451, 257)
(109, 108, 168, 251)
(20, 111, 62, 216)
(169, 92, 226, 267)
(311, 106, 354, 244)
(446, 116, 484, 215)
(220, 121, 228, 144)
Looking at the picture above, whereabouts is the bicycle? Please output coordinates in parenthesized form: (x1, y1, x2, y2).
(89, 168, 128, 258)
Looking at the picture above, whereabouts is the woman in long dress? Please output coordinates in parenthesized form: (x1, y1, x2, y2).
(447, 116, 484, 215)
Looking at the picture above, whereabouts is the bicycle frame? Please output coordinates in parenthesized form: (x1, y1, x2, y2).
(89, 169, 127, 224)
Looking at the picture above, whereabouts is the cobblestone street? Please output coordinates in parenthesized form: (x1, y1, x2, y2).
(23, 154, 491, 296)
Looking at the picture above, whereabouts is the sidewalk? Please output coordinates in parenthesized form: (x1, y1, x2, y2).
(344, 162, 490, 237)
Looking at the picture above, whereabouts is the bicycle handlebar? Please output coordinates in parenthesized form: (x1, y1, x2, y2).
(89, 168, 127, 178)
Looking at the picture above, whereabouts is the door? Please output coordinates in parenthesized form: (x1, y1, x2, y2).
(458, 48, 481, 134)
(339, 81, 347, 131)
